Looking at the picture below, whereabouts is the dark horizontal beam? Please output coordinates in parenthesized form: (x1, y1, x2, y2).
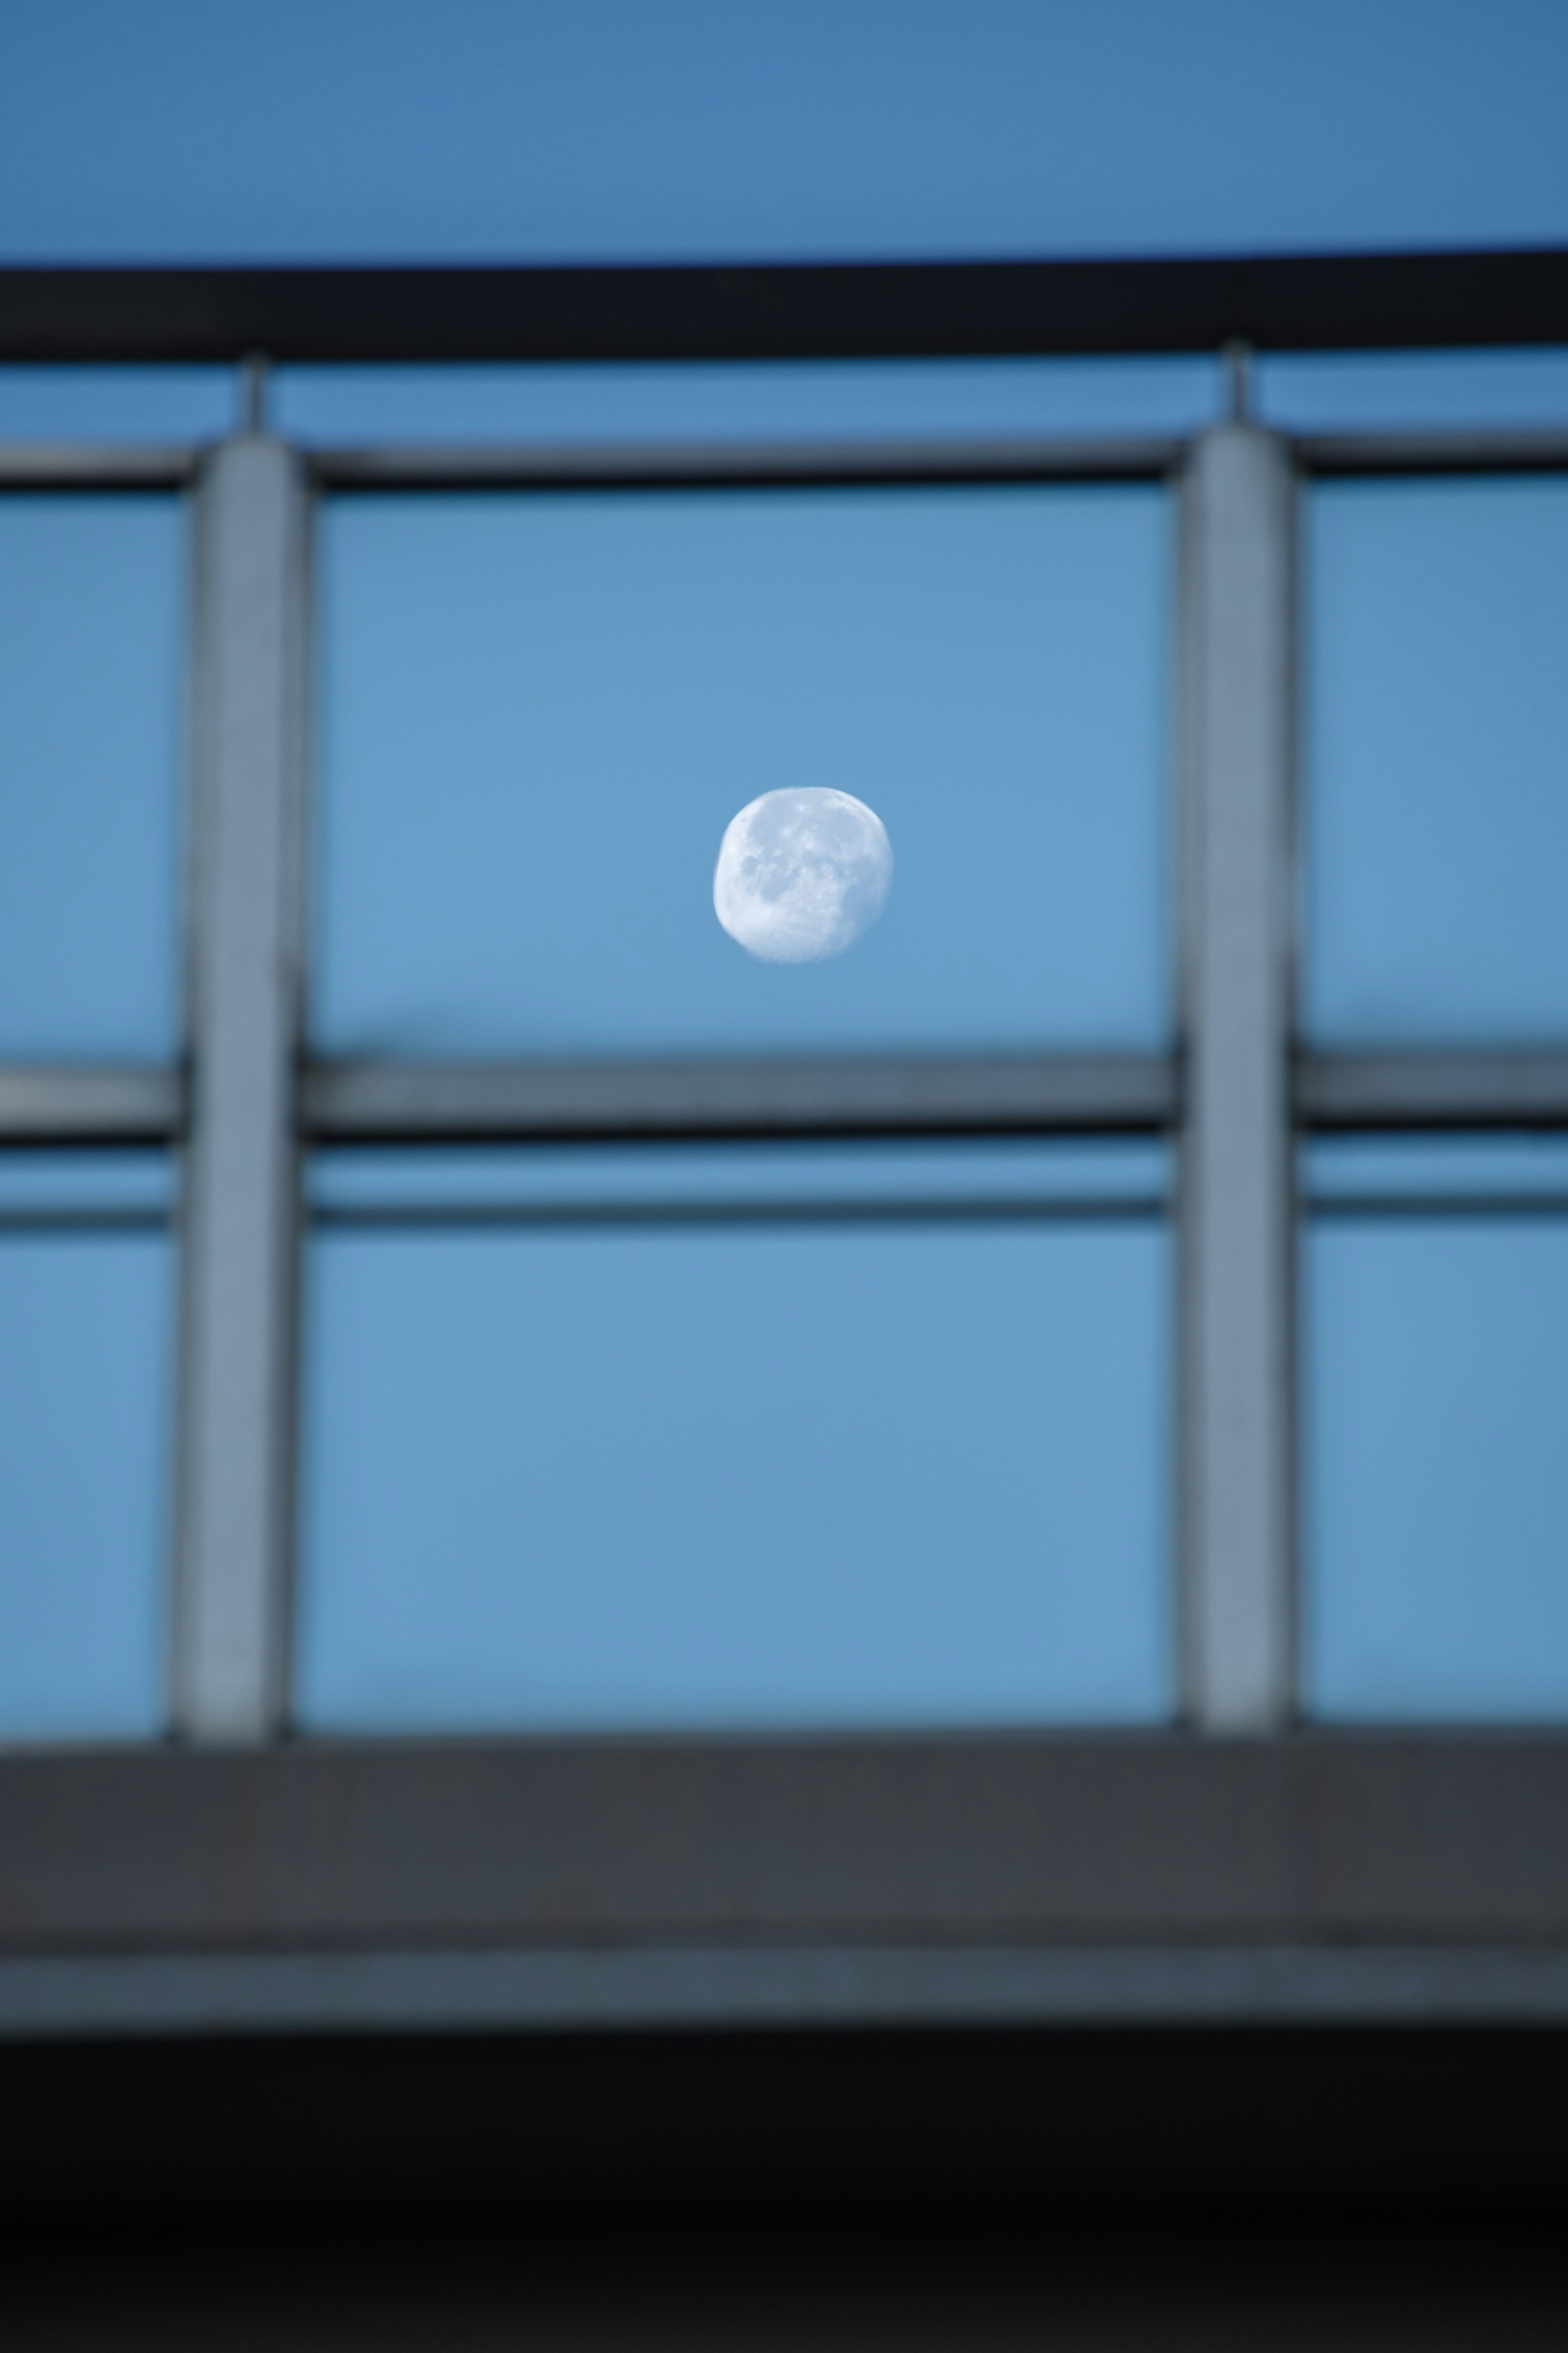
(302, 1055, 1176, 1141)
(3, 248, 1566, 365)
(317, 430, 1568, 491)
(10, 1055, 1564, 1148)
(1298, 1050, 1568, 1129)
(5, 433, 1565, 493)
(311, 1197, 1163, 1233)
(1299, 429, 1568, 477)
(2, 1735, 1567, 1959)
(315, 435, 1180, 489)
(0, 446, 198, 487)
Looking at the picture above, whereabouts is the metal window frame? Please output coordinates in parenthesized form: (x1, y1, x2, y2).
(3, 246, 1567, 361)
(4, 252, 1568, 2034)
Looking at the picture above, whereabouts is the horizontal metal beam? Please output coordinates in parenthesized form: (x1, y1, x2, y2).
(314, 437, 1181, 490)
(0, 1066, 183, 1142)
(1297, 429, 1568, 478)
(5, 1941, 1568, 2040)
(0, 446, 198, 488)
(2, 249, 1566, 365)
(1298, 1050, 1568, 1129)
(2, 1735, 1567, 1954)
(301, 1055, 1176, 1140)
(3, 432, 1561, 497)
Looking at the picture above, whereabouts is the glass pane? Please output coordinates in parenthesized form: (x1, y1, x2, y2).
(296, 1151, 1172, 1733)
(1303, 1134, 1568, 1207)
(1260, 347, 1568, 433)
(0, 495, 185, 1059)
(0, 1219, 174, 1739)
(277, 356, 1221, 444)
(1305, 1145, 1568, 1720)
(314, 484, 1171, 1058)
(308, 1135, 1171, 1217)
(0, 1148, 177, 1216)
(0, 368, 237, 442)
(1304, 475, 1568, 1044)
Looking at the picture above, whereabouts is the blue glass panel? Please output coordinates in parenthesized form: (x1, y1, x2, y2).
(0, 495, 185, 1058)
(1304, 1135, 1568, 1206)
(0, 1149, 176, 1218)
(297, 1201, 1171, 1733)
(1259, 348, 1568, 432)
(1304, 476, 1568, 1044)
(314, 485, 1171, 1057)
(309, 1136, 1171, 1216)
(1305, 1199, 1568, 1722)
(0, 1230, 172, 1739)
(277, 357, 1220, 446)
(0, 367, 237, 442)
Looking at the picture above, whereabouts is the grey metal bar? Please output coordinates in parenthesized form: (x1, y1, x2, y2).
(302, 1054, 1175, 1140)
(314, 435, 1182, 490)
(3, 427, 1565, 499)
(173, 437, 307, 1743)
(0, 446, 198, 488)
(0, 1066, 182, 1142)
(1298, 1049, 1568, 1127)
(5, 1940, 1568, 2040)
(1179, 425, 1295, 1732)
(1296, 429, 1568, 477)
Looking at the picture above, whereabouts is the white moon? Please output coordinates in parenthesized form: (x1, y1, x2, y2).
(713, 787, 893, 964)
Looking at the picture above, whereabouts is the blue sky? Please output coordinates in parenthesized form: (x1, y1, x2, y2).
(2, 0, 1567, 264)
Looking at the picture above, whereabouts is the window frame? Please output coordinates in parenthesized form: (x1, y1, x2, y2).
(3, 250, 1568, 2037)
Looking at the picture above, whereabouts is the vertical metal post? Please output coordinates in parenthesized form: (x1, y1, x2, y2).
(174, 433, 306, 1741)
(1179, 423, 1295, 1732)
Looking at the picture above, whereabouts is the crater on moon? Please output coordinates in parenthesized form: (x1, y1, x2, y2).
(713, 787, 893, 964)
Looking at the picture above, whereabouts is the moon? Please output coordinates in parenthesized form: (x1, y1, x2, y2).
(713, 787, 893, 964)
